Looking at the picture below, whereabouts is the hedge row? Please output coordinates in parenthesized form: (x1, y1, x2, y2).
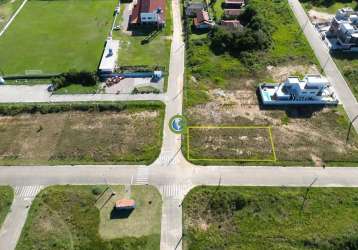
(115, 65, 166, 73)
(0, 101, 164, 116)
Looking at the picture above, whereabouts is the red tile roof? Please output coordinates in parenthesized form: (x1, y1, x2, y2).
(224, 9, 242, 16)
(221, 20, 242, 28)
(115, 199, 136, 208)
(193, 10, 210, 26)
(130, 0, 166, 24)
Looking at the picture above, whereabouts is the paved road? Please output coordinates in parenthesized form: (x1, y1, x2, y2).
(289, 0, 358, 130)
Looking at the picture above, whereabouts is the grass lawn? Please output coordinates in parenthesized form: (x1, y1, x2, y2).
(183, 186, 358, 250)
(0, 0, 23, 30)
(0, 0, 116, 75)
(114, 32, 171, 67)
(0, 186, 13, 226)
(98, 185, 162, 241)
(0, 102, 164, 165)
(53, 83, 100, 95)
(301, 0, 358, 14)
(334, 54, 358, 101)
(16, 185, 161, 250)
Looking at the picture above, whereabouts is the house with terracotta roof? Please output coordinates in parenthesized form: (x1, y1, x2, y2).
(221, 20, 243, 29)
(224, 8, 242, 18)
(130, 0, 166, 27)
(193, 10, 214, 29)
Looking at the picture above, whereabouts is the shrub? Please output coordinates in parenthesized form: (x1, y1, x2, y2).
(209, 4, 272, 56)
(91, 187, 103, 196)
(51, 70, 98, 90)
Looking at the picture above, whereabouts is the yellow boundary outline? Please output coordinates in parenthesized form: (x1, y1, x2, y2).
(187, 126, 277, 162)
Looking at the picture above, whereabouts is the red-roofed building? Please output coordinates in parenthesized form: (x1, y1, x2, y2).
(115, 199, 136, 210)
(221, 20, 243, 29)
(193, 10, 214, 29)
(130, 0, 166, 27)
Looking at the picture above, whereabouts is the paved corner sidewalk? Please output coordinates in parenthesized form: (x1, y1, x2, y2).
(0, 186, 43, 250)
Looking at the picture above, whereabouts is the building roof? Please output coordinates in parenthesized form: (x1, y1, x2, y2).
(99, 39, 119, 73)
(130, 0, 166, 24)
(187, 2, 205, 9)
(115, 199, 136, 208)
(224, 0, 244, 5)
(194, 10, 211, 27)
(224, 9, 242, 16)
(221, 20, 242, 29)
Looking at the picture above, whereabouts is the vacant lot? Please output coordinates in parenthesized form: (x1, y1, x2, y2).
(0, 186, 13, 226)
(187, 127, 275, 161)
(183, 186, 358, 250)
(16, 185, 161, 250)
(185, 91, 358, 165)
(0, 0, 116, 75)
(0, 0, 22, 30)
(0, 102, 164, 165)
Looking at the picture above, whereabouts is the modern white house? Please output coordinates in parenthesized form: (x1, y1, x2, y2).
(259, 75, 338, 105)
(327, 8, 358, 51)
(98, 38, 119, 74)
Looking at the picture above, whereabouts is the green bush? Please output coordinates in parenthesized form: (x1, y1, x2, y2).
(51, 70, 98, 90)
(0, 101, 164, 116)
(210, 4, 272, 56)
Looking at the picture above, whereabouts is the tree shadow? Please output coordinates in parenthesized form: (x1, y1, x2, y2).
(129, 26, 161, 36)
(331, 51, 358, 61)
(110, 208, 134, 219)
(259, 104, 325, 118)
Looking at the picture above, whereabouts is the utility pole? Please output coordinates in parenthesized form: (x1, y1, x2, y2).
(346, 114, 358, 144)
(300, 177, 318, 214)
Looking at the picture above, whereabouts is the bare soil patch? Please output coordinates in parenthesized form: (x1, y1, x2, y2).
(185, 89, 358, 165)
(0, 110, 163, 165)
(308, 9, 334, 23)
(267, 64, 320, 82)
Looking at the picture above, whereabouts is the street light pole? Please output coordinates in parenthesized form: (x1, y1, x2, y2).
(346, 114, 358, 144)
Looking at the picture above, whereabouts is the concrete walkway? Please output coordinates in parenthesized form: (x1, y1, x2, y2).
(0, 84, 166, 103)
(0, 185, 43, 250)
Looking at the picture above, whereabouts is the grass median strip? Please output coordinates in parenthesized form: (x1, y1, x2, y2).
(0, 186, 13, 227)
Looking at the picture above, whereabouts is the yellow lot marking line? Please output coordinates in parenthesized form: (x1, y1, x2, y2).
(187, 126, 277, 162)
